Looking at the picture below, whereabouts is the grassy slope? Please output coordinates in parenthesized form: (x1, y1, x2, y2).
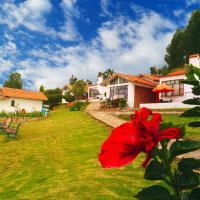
(0, 108, 152, 200)
(119, 114, 200, 140)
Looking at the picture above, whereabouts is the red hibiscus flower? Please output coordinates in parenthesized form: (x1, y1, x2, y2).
(99, 107, 181, 168)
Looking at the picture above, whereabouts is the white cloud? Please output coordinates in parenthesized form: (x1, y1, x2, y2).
(99, 29, 121, 50)
(0, 0, 81, 42)
(0, 2, 177, 90)
(62, 0, 76, 9)
(0, 0, 52, 31)
(173, 9, 185, 17)
(100, 0, 113, 17)
(12, 10, 176, 89)
(185, 0, 200, 7)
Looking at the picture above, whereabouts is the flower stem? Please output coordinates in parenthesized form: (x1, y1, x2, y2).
(161, 144, 181, 200)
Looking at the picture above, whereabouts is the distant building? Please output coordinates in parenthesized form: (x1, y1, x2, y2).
(100, 73, 159, 107)
(0, 87, 47, 113)
(140, 54, 200, 109)
(89, 54, 200, 109)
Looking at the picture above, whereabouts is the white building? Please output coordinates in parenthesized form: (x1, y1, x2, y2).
(88, 76, 109, 100)
(0, 87, 47, 113)
(98, 73, 160, 107)
(140, 54, 200, 109)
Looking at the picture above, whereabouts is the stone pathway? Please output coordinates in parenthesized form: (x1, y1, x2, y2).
(86, 102, 200, 160)
(85, 101, 126, 128)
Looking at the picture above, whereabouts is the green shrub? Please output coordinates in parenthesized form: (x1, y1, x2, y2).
(63, 92, 75, 103)
(69, 102, 88, 111)
(110, 98, 127, 108)
(119, 98, 127, 108)
(110, 99, 120, 107)
(0, 111, 43, 118)
(181, 65, 200, 127)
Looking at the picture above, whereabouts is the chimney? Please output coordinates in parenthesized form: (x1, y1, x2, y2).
(97, 75, 103, 85)
(189, 54, 200, 68)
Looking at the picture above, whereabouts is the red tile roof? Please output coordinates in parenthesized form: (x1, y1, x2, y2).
(137, 74, 162, 81)
(165, 69, 186, 77)
(101, 73, 157, 87)
(1, 87, 47, 101)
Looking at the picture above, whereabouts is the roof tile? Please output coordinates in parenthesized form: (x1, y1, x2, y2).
(1, 87, 47, 101)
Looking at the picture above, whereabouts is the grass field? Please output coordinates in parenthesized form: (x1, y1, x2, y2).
(119, 114, 200, 140)
(0, 108, 153, 200)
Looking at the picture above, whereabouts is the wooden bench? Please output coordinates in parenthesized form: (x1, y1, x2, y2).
(5, 123, 20, 139)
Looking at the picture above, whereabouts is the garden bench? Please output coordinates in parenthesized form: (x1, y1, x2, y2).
(5, 122, 20, 139)
(0, 118, 12, 133)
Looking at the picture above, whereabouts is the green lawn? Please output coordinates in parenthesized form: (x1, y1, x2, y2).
(0, 108, 152, 200)
(119, 114, 200, 140)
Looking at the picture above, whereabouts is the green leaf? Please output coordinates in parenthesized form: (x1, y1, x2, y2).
(189, 188, 200, 200)
(170, 140, 200, 159)
(181, 107, 200, 117)
(144, 160, 165, 180)
(178, 158, 200, 172)
(135, 185, 171, 200)
(188, 121, 200, 127)
(177, 171, 199, 190)
(183, 98, 200, 105)
(181, 80, 199, 86)
(192, 87, 200, 96)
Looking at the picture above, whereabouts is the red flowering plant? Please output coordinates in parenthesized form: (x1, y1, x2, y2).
(99, 108, 200, 200)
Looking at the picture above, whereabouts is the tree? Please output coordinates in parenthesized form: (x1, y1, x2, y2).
(165, 9, 200, 69)
(86, 79, 92, 85)
(69, 75, 78, 85)
(63, 91, 75, 103)
(98, 69, 114, 79)
(165, 29, 185, 69)
(44, 88, 62, 109)
(3, 72, 23, 89)
(71, 80, 86, 100)
(150, 66, 158, 75)
(39, 85, 45, 93)
(184, 9, 200, 58)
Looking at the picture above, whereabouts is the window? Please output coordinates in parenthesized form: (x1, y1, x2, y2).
(110, 77, 118, 85)
(119, 77, 128, 84)
(162, 79, 184, 97)
(11, 100, 15, 107)
(110, 85, 128, 100)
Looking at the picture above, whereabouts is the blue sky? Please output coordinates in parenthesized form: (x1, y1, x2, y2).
(0, 0, 200, 89)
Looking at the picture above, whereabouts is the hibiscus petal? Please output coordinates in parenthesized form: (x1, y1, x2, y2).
(142, 113, 162, 135)
(99, 122, 143, 168)
(138, 107, 152, 121)
(158, 128, 181, 142)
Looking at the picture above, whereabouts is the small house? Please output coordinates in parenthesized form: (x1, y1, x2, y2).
(0, 87, 47, 113)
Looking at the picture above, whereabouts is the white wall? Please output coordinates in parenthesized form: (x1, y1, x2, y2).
(140, 102, 196, 109)
(159, 75, 195, 102)
(0, 97, 43, 113)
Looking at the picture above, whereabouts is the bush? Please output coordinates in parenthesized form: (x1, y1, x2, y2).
(45, 88, 62, 109)
(0, 111, 43, 118)
(69, 102, 88, 111)
(119, 99, 127, 108)
(100, 98, 111, 108)
(110, 98, 127, 108)
(63, 92, 75, 103)
(110, 99, 120, 107)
